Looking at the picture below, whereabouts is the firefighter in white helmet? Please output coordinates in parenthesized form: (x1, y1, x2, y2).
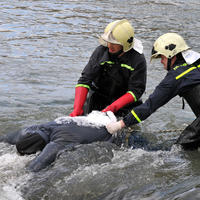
(70, 19, 147, 117)
(106, 32, 200, 150)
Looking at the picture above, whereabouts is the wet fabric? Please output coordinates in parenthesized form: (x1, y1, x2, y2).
(176, 116, 200, 150)
(16, 133, 46, 155)
(28, 142, 66, 172)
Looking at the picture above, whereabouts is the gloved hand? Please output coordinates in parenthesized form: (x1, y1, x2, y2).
(70, 86, 88, 117)
(102, 93, 135, 113)
(106, 120, 125, 135)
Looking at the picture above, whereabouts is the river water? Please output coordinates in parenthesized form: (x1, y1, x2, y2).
(0, 0, 200, 199)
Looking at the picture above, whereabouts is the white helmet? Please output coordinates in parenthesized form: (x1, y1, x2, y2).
(99, 19, 135, 52)
(151, 33, 190, 60)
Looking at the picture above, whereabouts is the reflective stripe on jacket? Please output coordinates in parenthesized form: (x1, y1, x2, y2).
(123, 59, 200, 126)
(77, 45, 147, 103)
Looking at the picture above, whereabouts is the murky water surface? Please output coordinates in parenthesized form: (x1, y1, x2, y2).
(1, 0, 200, 199)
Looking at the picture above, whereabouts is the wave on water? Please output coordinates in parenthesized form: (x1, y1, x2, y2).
(0, 143, 34, 200)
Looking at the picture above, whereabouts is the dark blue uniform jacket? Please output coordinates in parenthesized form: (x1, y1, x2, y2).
(123, 59, 200, 126)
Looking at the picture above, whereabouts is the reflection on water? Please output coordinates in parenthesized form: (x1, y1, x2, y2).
(0, 0, 200, 199)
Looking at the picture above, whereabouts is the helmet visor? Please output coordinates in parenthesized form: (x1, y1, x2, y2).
(99, 31, 121, 46)
(151, 46, 161, 61)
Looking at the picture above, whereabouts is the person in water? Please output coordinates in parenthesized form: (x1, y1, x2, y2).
(70, 19, 147, 117)
(106, 33, 200, 149)
(0, 111, 117, 172)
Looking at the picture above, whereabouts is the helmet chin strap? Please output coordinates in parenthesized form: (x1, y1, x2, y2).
(167, 58, 172, 71)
